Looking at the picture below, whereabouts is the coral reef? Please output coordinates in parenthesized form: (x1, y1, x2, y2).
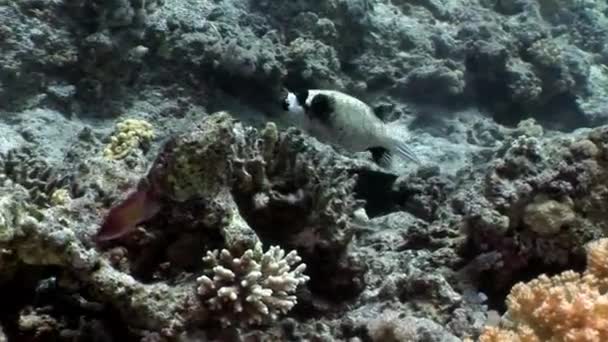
(126, 112, 370, 303)
(367, 310, 460, 342)
(0, 111, 373, 339)
(479, 238, 608, 341)
(0, 147, 84, 207)
(455, 122, 608, 297)
(1, 0, 608, 340)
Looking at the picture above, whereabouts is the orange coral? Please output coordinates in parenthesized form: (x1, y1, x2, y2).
(585, 238, 608, 291)
(479, 238, 608, 342)
(479, 326, 540, 342)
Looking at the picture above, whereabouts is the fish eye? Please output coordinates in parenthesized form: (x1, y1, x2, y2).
(280, 87, 289, 98)
(308, 94, 333, 122)
(295, 90, 309, 106)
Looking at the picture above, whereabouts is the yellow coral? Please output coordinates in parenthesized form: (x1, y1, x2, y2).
(523, 195, 575, 235)
(103, 118, 154, 160)
(479, 238, 608, 342)
(50, 188, 70, 206)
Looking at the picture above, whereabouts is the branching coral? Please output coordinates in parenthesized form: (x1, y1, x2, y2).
(103, 118, 154, 160)
(196, 243, 309, 327)
(0, 148, 83, 206)
(479, 238, 608, 342)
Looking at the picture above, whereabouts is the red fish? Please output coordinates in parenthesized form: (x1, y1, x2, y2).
(95, 185, 162, 242)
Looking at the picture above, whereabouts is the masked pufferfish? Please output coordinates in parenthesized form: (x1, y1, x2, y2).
(281, 89, 420, 167)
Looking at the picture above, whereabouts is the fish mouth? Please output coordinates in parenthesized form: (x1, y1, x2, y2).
(281, 89, 305, 114)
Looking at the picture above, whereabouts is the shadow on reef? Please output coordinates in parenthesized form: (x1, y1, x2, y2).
(464, 48, 592, 132)
(351, 169, 398, 218)
(450, 124, 608, 317)
(107, 169, 381, 310)
(234, 188, 368, 304)
(0, 265, 134, 341)
(120, 205, 227, 284)
(460, 233, 587, 313)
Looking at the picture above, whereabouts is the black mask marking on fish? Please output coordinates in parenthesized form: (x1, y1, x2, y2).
(280, 88, 289, 110)
(308, 93, 334, 123)
(296, 90, 309, 108)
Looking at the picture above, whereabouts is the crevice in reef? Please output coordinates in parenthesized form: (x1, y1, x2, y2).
(0, 266, 50, 340)
(233, 186, 366, 307)
(0, 265, 134, 341)
(460, 233, 587, 313)
(352, 169, 399, 218)
(97, 200, 226, 284)
(464, 53, 591, 132)
(232, 187, 313, 247)
(532, 93, 591, 131)
(479, 253, 586, 313)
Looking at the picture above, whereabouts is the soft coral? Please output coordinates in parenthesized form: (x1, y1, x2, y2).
(479, 238, 608, 342)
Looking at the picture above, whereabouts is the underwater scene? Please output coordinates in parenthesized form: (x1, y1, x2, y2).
(1, 0, 608, 341)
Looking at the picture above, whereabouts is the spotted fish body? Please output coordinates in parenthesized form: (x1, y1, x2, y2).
(282, 89, 420, 166)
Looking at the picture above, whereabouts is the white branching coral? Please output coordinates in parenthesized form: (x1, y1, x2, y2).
(196, 243, 310, 327)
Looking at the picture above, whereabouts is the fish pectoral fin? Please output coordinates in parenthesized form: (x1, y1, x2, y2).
(395, 142, 420, 164)
(384, 136, 420, 165)
(367, 146, 393, 168)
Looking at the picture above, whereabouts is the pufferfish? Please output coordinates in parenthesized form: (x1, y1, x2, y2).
(281, 89, 420, 166)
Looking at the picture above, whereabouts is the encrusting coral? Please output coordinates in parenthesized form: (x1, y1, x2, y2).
(523, 194, 576, 236)
(458, 122, 608, 295)
(196, 243, 309, 327)
(479, 238, 608, 342)
(103, 118, 155, 160)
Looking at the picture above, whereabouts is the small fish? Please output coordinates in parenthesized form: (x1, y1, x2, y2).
(95, 180, 162, 242)
(281, 88, 420, 166)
